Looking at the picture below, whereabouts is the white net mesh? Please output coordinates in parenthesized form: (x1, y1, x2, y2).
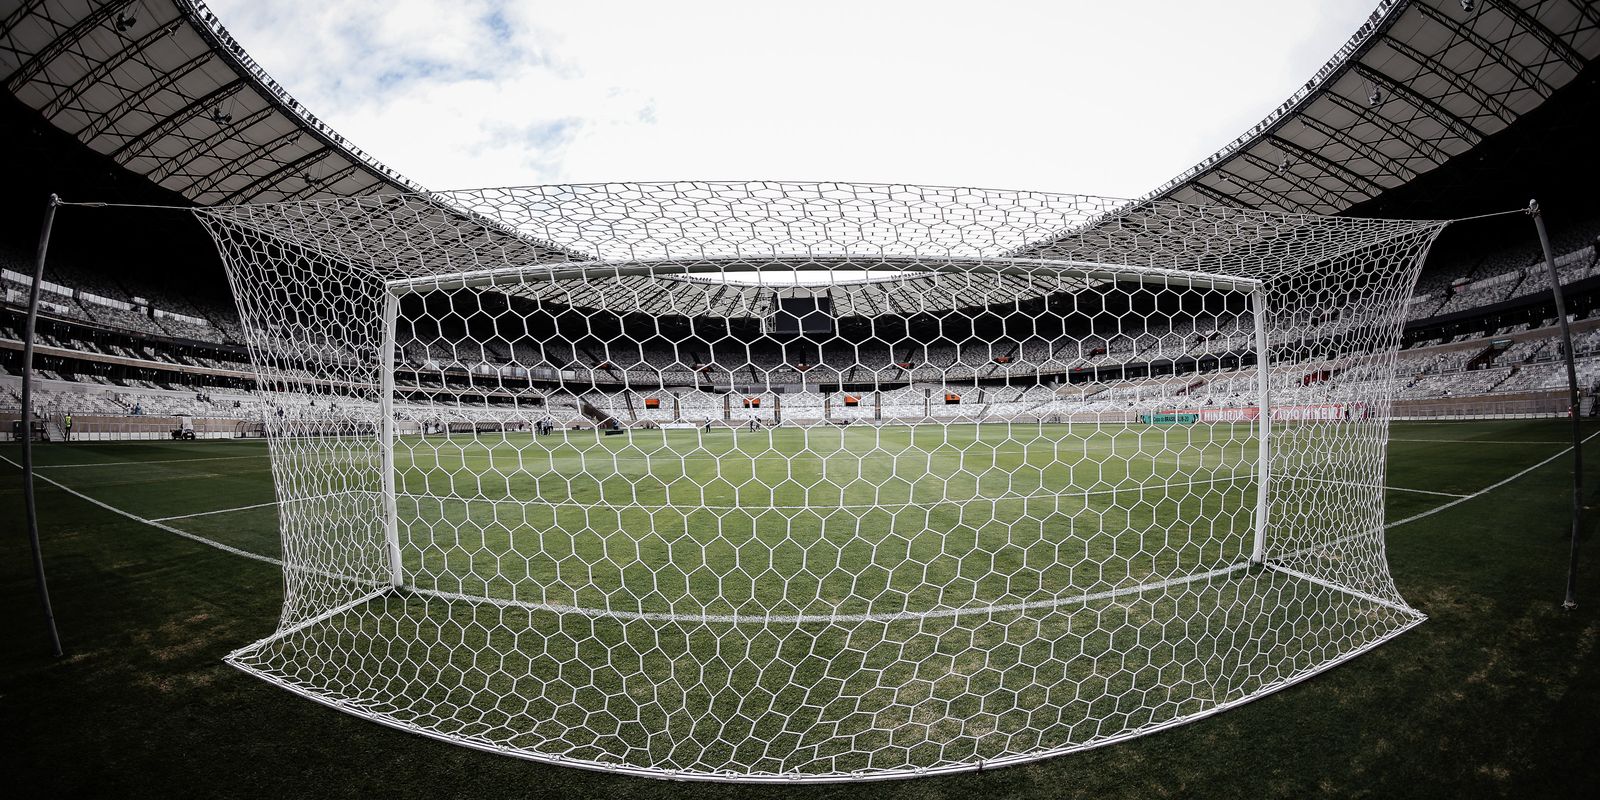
(198, 182, 1445, 781)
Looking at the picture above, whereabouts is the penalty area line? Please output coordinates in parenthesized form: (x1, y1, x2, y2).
(391, 473, 1255, 511)
(0, 454, 283, 567)
(1384, 485, 1470, 498)
(152, 499, 281, 522)
(148, 491, 350, 522)
(1293, 473, 1469, 499)
(407, 562, 1253, 625)
(1387, 438, 1570, 445)
(1385, 430, 1600, 530)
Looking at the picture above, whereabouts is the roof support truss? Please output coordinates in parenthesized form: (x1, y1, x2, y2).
(1186, 181, 1255, 209)
(1570, 0, 1600, 28)
(42, 19, 185, 118)
(1266, 133, 1388, 197)
(1321, 89, 1453, 166)
(279, 161, 364, 202)
(150, 105, 276, 183)
(1354, 63, 1485, 146)
(1238, 151, 1342, 210)
(4, 2, 123, 91)
(0, 0, 50, 41)
(182, 131, 310, 199)
(1292, 114, 1418, 183)
(76, 49, 215, 142)
(1412, 0, 1555, 96)
(1485, 0, 1585, 71)
(1377, 32, 1515, 124)
(108, 77, 245, 161)
(1213, 165, 1313, 213)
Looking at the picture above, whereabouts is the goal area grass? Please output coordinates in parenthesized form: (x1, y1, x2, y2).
(237, 421, 1413, 776)
(2, 419, 1598, 797)
(391, 422, 1261, 617)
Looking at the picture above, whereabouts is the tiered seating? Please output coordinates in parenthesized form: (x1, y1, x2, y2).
(7, 377, 261, 420)
(7, 205, 1600, 431)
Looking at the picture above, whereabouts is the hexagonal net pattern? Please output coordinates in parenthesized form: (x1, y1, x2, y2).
(196, 183, 1446, 781)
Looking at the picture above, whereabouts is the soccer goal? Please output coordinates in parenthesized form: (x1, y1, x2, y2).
(198, 183, 1445, 781)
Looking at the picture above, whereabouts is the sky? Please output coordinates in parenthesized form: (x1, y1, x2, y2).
(206, 0, 1381, 198)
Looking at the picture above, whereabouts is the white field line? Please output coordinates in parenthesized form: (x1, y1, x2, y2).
(395, 473, 1256, 511)
(33, 454, 266, 469)
(1285, 473, 1470, 499)
(11, 427, 1586, 588)
(152, 499, 281, 522)
(406, 452, 1256, 470)
(148, 490, 356, 522)
(1384, 485, 1470, 498)
(405, 435, 1257, 464)
(1388, 438, 1569, 444)
(407, 562, 1253, 625)
(226, 588, 389, 662)
(0, 454, 283, 566)
(1263, 563, 1417, 615)
(1384, 430, 1600, 530)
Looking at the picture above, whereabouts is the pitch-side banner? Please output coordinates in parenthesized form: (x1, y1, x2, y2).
(1160, 404, 1353, 422)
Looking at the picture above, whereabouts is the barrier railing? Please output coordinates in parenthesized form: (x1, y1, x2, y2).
(1, 412, 265, 442)
(1391, 391, 1574, 420)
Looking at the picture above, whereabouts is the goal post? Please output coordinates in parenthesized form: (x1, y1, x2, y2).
(1252, 284, 1271, 565)
(197, 183, 1447, 782)
(379, 288, 403, 589)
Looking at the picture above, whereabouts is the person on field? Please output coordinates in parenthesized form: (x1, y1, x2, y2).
(63, 412, 73, 442)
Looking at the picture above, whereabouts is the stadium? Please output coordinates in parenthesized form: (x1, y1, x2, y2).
(2, 0, 1598, 796)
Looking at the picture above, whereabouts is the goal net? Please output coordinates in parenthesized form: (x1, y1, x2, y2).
(198, 183, 1445, 781)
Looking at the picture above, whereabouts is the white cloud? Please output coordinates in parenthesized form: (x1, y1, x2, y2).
(207, 0, 1377, 196)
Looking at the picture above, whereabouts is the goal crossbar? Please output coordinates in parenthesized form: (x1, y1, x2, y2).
(384, 256, 1263, 295)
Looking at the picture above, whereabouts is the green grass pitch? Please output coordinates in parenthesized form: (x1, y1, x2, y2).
(393, 422, 1259, 616)
(3, 419, 1598, 797)
(242, 422, 1378, 777)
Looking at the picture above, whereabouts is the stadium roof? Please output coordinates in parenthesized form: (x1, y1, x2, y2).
(1137, 0, 1599, 215)
(0, 0, 423, 206)
(197, 184, 1442, 322)
(506, 264, 1061, 322)
(5, 1, 1596, 219)
(2, 0, 1594, 316)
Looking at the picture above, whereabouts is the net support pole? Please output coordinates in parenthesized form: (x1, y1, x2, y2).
(1529, 200, 1583, 610)
(1251, 286, 1272, 565)
(21, 193, 64, 657)
(379, 289, 403, 588)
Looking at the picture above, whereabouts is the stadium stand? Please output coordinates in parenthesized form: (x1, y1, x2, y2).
(9, 205, 1600, 440)
(0, 0, 1596, 442)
